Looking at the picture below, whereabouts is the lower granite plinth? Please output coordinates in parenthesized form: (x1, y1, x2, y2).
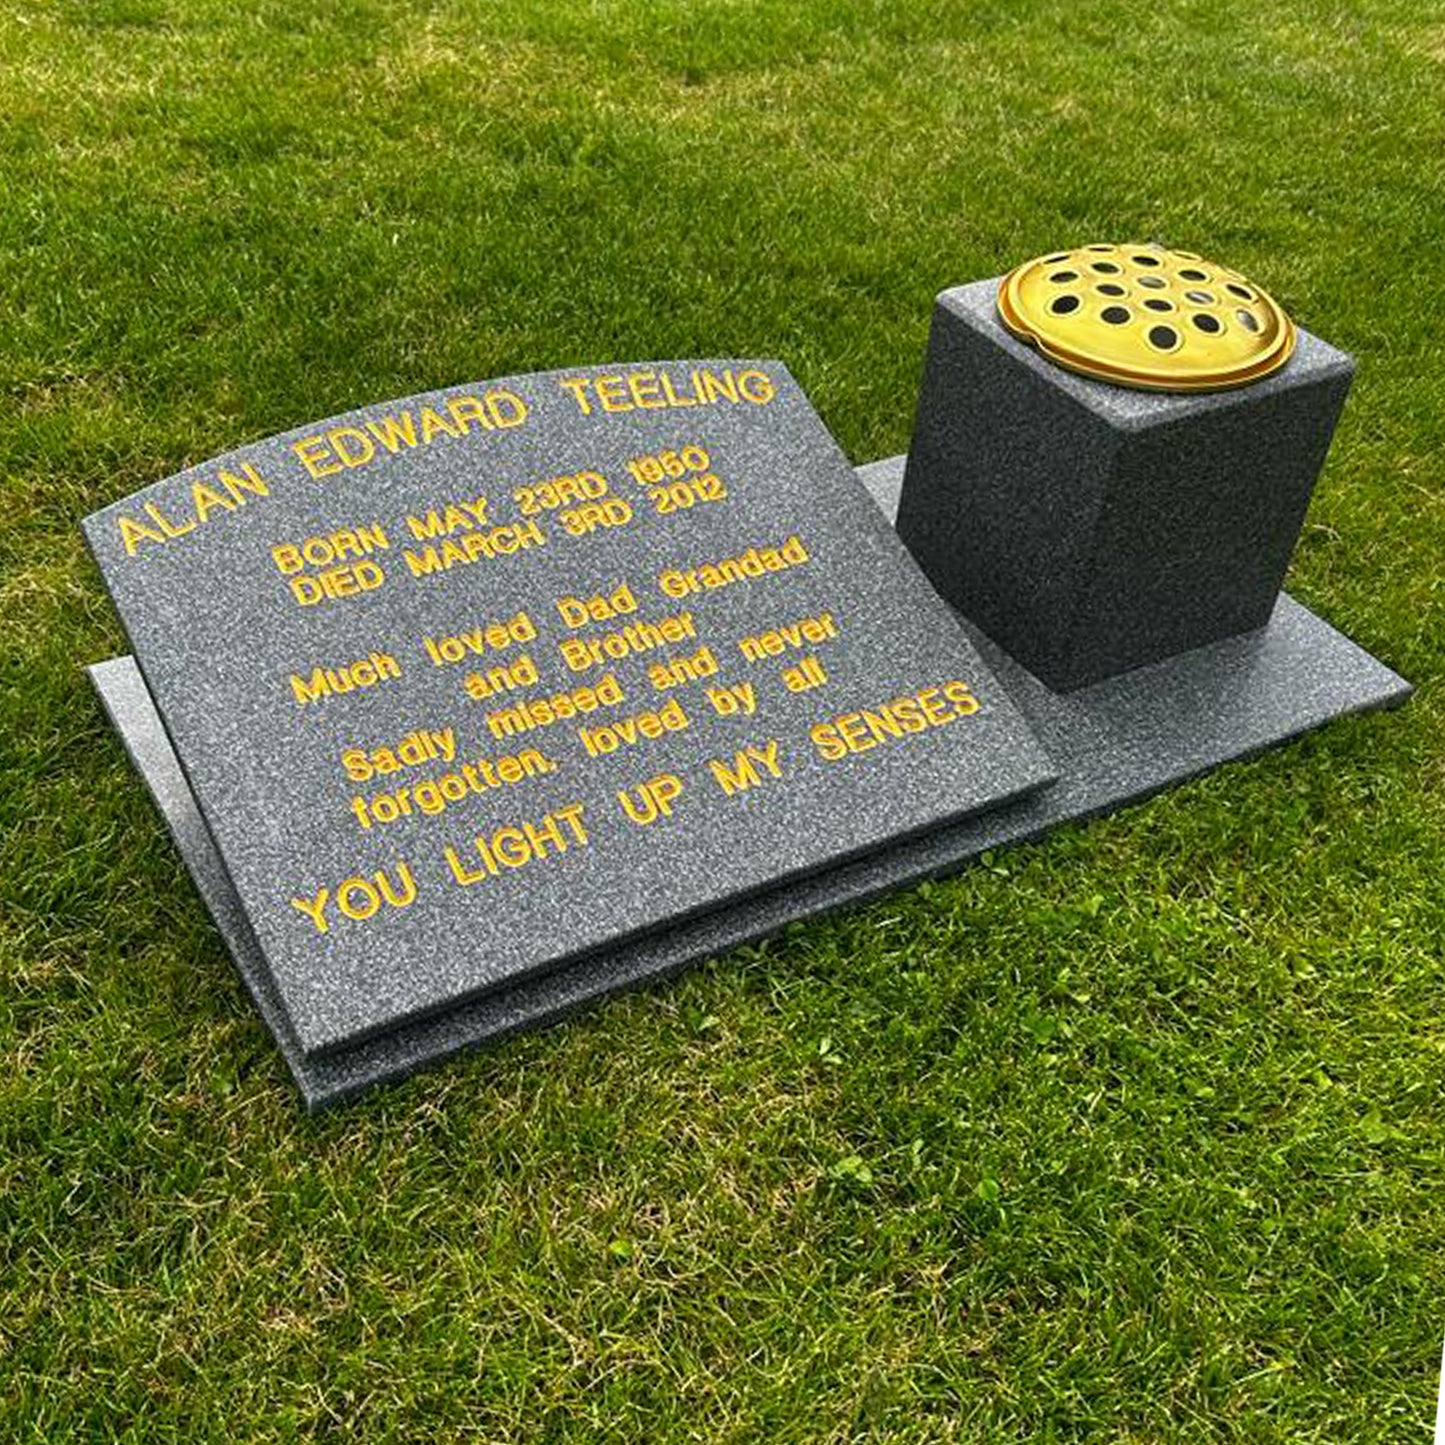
(89, 455, 1411, 1109)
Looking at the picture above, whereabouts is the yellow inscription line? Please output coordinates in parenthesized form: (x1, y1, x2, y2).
(292, 390, 529, 481)
(117, 463, 271, 558)
(737, 611, 839, 662)
(558, 367, 776, 417)
(809, 682, 982, 762)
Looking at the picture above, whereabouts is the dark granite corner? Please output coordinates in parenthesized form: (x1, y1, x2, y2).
(897, 279, 1355, 691)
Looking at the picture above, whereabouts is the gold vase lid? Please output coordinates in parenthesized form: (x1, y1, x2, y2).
(996, 243, 1296, 392)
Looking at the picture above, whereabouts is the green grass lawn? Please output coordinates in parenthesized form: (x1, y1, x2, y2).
(2, 0, 1443, 1438)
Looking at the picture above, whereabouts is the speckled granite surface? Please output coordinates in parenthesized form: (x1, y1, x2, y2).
(896, 280, 1355, 691)
(82, 364, 1054, 1058)
(89, 455, 1410, 1109)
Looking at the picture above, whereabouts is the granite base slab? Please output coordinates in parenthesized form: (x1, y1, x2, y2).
(89, 456, 1412, 1109)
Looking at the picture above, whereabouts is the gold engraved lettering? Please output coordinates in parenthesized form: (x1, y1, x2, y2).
(288, 861, 417, 934)
(443, 804, 588, 885)
(737, 612, 839, 662)
(628, 372, 667, 409)
(289, 651, 401, 706)
(445, 395, 492, 433)
(558, 611, 696, 673)
(189, 481, 234, 524)
(555, 584, 637, 627)
(809, 681, 982, 761)
(366, 412, 418, 453)
(578, 698, 689, 757)
(272, 524, 390, 575)
(115, 463, 272, 557)
(705, 682, 756, 716)
(557, 367, 775, 419)
(658, 372, 696, 407)
(419, 407, 459, 443)
(557, 377, 594, 415)
(405, 497, 489, 540)
(422, 612, 536, 666)
(403, 519, 545, 577)
(293, 435, 343, 479)
(484, 674, 626, 740)
(329, 426, 374, 469)
(293, 392, 527, 481)
(781, 655, 828, 693)
(349, 747, 557, 829)
(616, 773, 684, 826)
(340, 728, 456, 782)
(219, 465, 269, 503)
(706, 740, 784, 797)
(461, 654, 540, 700)
(595, 375, 632, 413)
(288, 561, 386, 605)
(647, 645, 719, 691)
(658, 536, 809, 599)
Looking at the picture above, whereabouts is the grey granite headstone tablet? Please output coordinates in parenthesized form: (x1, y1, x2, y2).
(83, 362, 1056, 1059)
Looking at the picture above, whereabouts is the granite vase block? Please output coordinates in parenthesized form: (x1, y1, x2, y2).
(896, 279, 1355, 692)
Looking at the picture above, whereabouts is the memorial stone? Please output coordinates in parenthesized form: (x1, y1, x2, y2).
(83, 361, 1056, 1062)
(82, 291, 1411, 1108)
